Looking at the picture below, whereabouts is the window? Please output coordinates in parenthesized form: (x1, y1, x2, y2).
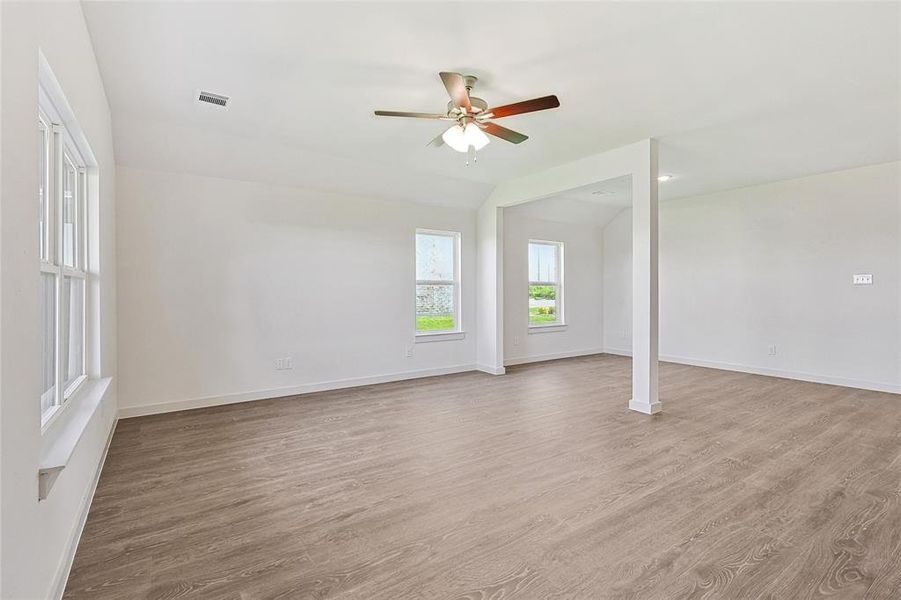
(39, 105, 88, 424)
(528, 240, 564, 327)
(415, 230, 461, 334)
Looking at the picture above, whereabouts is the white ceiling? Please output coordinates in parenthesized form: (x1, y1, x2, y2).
(82, 1, 900, 210)
(508, 176, 631, 226)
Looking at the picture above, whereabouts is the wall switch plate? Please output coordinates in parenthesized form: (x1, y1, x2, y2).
(513, 336, 520, 346)
(275, 357, 293, 370)
(852, 273, 873, 286)
(405, 345, 414, 359)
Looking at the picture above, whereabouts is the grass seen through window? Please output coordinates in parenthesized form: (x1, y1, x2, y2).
(529, 284, 558, 325)
(416, 314, 455, 331)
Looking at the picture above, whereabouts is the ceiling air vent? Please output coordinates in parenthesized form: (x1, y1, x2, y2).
(196, 90, 229, 108)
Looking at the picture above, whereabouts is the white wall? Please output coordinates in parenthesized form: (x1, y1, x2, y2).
(116, 166, 478, 416)
(0, 2, 118, 598)
(603, 208, 633, 352)
(604, 161, 901, 393)
(503, 213, 605, 365)
(479, 140, 661, 401)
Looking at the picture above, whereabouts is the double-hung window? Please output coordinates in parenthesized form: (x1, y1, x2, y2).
(415, 230, 461, 334)
(39, 104, 88, 425)
(528, 240, 564, 327)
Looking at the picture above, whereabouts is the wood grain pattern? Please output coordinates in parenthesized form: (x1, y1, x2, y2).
(64, 355, 901, 599)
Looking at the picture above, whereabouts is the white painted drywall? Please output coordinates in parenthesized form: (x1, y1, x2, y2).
(81, 2, 901, 206)
(476, 203, 504, 374)
(0, 2, 118, 598)
(503, 213, 604, 365)
(480, 139, 661, 407)
(116, 166, 478, 415)
(604, 161, 901, 393)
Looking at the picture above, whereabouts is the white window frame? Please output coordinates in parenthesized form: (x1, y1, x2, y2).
(528, 239, 565, 329)
(39, 98, 88, 429)
(415, 229, 462, 337)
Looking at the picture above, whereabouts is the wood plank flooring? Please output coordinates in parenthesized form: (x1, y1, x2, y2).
(64, 355, 901, 599)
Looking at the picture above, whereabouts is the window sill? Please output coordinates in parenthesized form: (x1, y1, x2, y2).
(39, 377, 112, 501)
(415, 331, 466, 343)
(528, 324, 568, 334)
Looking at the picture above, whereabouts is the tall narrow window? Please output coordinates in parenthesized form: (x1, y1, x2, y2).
(528, 240, 564, 327)
(39, 104, 88, 425)
(415, 230, 461, 334)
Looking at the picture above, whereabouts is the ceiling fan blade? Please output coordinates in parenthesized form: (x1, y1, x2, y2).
(483, 95, 560, 119)
(479, 122, 528, 144)
(427, 132, 445, 147)
(439, 72, 472, 112)
(374, 110, 451, 120)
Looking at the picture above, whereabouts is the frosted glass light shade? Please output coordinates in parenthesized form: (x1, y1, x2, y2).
(441, 125, 469, 152)
(463, 123, 490, 151)
(442, 123, 491, 153)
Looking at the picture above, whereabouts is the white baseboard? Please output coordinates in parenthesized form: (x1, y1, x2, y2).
(629, 399, 663, 415)
(50, 416, 118, 600)
(119, 364, 479, 418)
(504, 347, 605, 367)
(603, 347, 632, 357)
(603, 347, 900, 395)
(476, 364, 506, 375)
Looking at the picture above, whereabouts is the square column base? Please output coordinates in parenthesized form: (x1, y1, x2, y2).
(629, 399, 663, 415)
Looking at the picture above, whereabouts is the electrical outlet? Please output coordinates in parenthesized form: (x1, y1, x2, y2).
(513, 336, 520, 346)
(405, 344, 414, 359)
(767, 345, 777, 356)
(275, 357, 293, 370)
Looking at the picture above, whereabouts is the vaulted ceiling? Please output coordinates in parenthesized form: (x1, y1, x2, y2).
(82, 1, 899, 210)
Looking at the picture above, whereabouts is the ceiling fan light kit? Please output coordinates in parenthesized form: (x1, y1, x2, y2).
(441, 122, 490, 153)
(374, 71, 560, 163)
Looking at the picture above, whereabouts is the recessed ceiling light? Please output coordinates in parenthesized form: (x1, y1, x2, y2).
(658, 174, 674, 182)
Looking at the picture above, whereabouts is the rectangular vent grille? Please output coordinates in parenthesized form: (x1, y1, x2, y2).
(197, 91, 228, 107)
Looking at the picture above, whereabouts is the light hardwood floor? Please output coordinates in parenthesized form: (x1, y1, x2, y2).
(64, 355, 901, 599)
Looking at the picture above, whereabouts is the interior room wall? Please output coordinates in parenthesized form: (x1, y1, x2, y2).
(603, 161, 901, 393)
(116, 166, 478, 416)
(503, 212, 604, 365)
(0, 2, 118, 598)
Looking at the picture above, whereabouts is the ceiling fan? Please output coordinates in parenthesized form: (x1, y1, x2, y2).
(374, 72, 560, 160)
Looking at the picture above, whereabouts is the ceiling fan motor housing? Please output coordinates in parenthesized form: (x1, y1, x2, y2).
(447, 96, 488, 116)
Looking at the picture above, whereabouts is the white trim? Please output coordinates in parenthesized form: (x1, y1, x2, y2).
(48, 416, 117, 600)
(41, 400, 63, 431)
(118, 364, 479, 418)
(39, 51, 97, 167)
(629, 399, 663, 415)
(505, 348, 604, 366)
(415, 331, 466, 343)
(39, 68, 91, 424)
(603, 348, 901, 395)
(476, 364, 506, 375)
(40, 378, 112, 482)
(604, 347, 632, 357)
(415, 228, 463, 335)
(63, 374, 88, 400)
(527, 239, 564, 328)
(528, 324, 568, 334)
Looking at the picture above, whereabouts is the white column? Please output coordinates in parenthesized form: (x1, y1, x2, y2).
(475, 203, 505, 375)
(629, 139, 661, 414)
